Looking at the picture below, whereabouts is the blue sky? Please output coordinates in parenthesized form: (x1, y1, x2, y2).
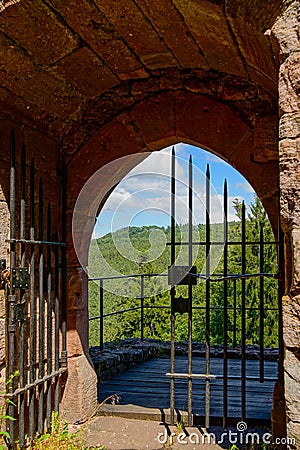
(93, 143, 255, 238)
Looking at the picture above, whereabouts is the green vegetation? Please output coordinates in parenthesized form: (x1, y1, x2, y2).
(31, 412, 105, 450)
(0, 371, 19, 450)
(88, 196, 278, 349)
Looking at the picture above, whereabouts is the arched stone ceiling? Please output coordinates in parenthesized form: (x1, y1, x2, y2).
(0, 0, 286, 152)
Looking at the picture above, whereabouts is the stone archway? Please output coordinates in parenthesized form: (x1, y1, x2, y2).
(0, 0, 298, 445)
(63, 89, 281, 427)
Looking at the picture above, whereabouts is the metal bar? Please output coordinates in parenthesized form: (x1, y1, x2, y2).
(192, 305, 277, 311)
(233, 280, 237, 347)
(188, 155, 193, 426)
(7, 238, 66, 246)
(6, 368, 68, 398)
(91, 306, 141, 320)
(166, 373, 217, 380)
(205, 164, 211, 429)
(140, 275, 144, 341)
(88, 302, 278, 321)
(19, 142, 26, 448)
(60, 164, 67, 367)
(166, 241, 278, 246)
(46, 204, 53, 428)
(38, 178, 44, 434)
(241, 201, 246, 422)
(100, 279, 104, 350)
(29, 157, 36, 439)
(54, 229, 60, 412)
(187, 272, 276, 281)
(223, 179, 228, 428)
(259, 223, 265, 383)
(8, 128, 16, 444)
(170, 146, 176, 425)
(89, 273, 168, 281)
(165, 374, 277, 381)
(89, 271, 276, 282)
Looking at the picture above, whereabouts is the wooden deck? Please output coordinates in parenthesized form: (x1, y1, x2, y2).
(98, 356, 277, 424)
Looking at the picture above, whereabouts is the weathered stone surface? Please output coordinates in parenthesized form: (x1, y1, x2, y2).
(275, 3, 300, 444)
(175, 91, 252, 161)
(173, 0, 246, 76)
(49, 0, 148, 80)
(0, 33, 83, 117)
(284, 350, 300, 449)
(130, 92, 176, 150)
(271, 1, 300, 59)
(280, 112, 300, 139)
(0, 0, 281, 146)
(135, 0, 208, 69)
(227, 0, 285, 31)
(229, 18, 278, 84)
(94, 0, 177, 69)
(53, 46, 119, 98)
(253, 116, 278, 162)
(279, 138, 300, 228)
(67, 268, 89, 356)
(0, 0, 298, 439)
(279, 54, 300, 115)
(283, 294, 300, 347)
(0, 0, 79, 65)
(60, 354, 98, 424)
(286, 421, 300, 450)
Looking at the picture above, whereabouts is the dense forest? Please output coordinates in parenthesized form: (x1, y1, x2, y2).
(88, 196, 279, 349)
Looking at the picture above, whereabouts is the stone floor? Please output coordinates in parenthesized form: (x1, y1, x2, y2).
(78, 415, 278, 450)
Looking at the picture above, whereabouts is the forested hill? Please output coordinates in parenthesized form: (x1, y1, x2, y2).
(88, 197, 279, 348)
(89, 222, 225, 278)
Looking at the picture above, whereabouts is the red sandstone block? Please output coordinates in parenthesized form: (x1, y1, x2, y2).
(130, 93, 177, 150)
(94, 0, 177, 69)
(173, 0, 246, 77)
(175, 91, 250, 160)
(53, 47, 119, 98)
(0, 0, 78, 65)
(229, 17, 277, 87)
(0, 33, 83, 118)
(135, 0, 208, 69)
(49, 0, 148, 80)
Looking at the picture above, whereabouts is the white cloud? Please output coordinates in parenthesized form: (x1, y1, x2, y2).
(236, 182, 254, 194)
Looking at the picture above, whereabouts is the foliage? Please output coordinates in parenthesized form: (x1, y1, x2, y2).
(88, 196, 278, 349)
(0, 371, 19, 450)
(32, 412, 105, 450)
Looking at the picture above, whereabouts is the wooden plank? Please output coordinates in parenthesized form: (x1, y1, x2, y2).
(97, 356, 276, 421)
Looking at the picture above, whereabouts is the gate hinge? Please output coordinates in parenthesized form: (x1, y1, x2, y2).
(11, 268, 29, 289)
(13, 302, 26, 322)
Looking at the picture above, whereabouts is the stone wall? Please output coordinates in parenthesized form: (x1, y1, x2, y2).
(272, 2, 300, 447)
(0, 0, 299, 440)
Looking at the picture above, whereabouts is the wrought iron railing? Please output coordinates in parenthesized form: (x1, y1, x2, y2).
(89, 267, 279, 351)
(88, 147, 283, 428)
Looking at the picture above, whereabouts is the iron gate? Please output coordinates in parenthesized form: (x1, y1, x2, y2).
(3, 129, 67, 447)
(88, 146, 283, 428)
(167, 147, 283, 428)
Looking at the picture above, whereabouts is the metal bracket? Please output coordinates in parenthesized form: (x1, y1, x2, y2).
(168, 265, 197, 286)
(11, 268, 29, 289)
(0, 259, 7, 289)
(173, 295, 189, 315)
(13, 302, 26, 322)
